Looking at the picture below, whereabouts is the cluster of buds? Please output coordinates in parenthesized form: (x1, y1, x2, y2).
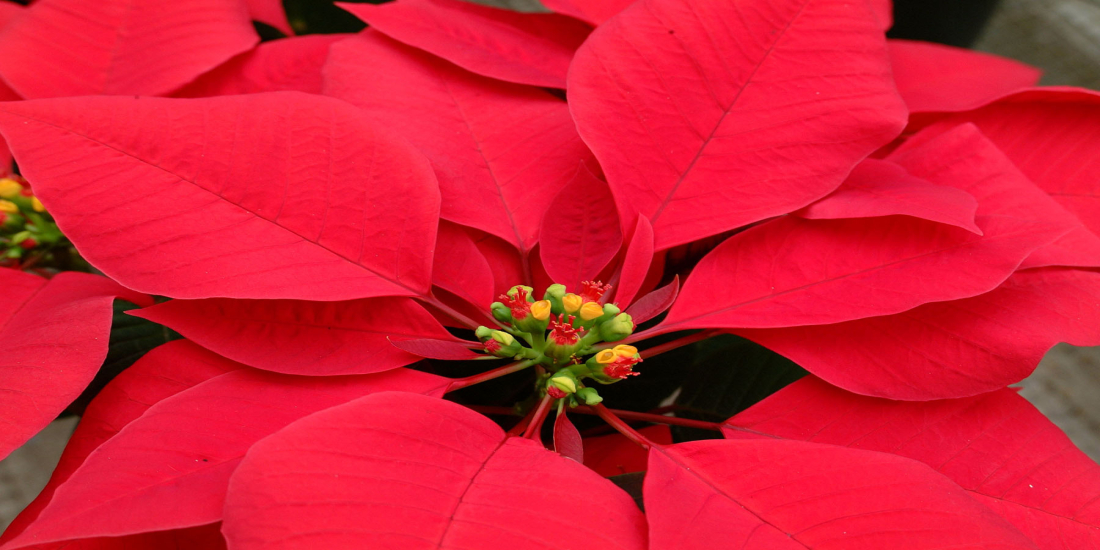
(0, 175, 64, 265)
(477, 282, 640, 407)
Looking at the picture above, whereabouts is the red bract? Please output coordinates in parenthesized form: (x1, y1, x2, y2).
(0, 269, 150, 461)
(0, 0, 1098, 547)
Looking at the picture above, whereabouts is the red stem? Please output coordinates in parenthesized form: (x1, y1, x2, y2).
(422, 293, 484, 330)
(447, 359, 535, 392)
(639, 329, 717, 359)
(522, 394, 555, 439)
(591, 403, 654, 450)
(576, 407, 722, 432)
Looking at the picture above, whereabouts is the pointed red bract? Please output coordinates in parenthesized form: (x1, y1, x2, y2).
(388, 337, 485, 361)
(624, 276, 678, 326)
(738, 267, 1100, 400)
(663, 124, 1070, 332)
(646, 440, 1036, 549)
(724, 377, 1100, 549)
(175, 35, 346, 97)
(539, 165, 622, 291)
(223, 392, 646, 549)
(432, 221, 496, 309)
(0, 93, 440, 300)
(0, 269, 149, 461)
(245, 0, 293, 36)
(568, 0, 907, 249)
(915, 88, 1100, 236)
(325, 32, 592, 256)
(612, 216, 654, 308)
(339, 0, 590, 89)
(892, 123, 1100, 271)
(3, 370, 447, 548)
(133, 297, 455, 376)
(888, 39, 1041, 112)
(795, 158, 982, 234)
(0, 0, 257, 98)
(553, 408, 583, 463)
(1, 341, 243, 544)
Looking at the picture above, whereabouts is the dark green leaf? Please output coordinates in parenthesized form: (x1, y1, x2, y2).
(671, 334, 807, 442)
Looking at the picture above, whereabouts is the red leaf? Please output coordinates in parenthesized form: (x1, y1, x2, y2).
(244, 0, 292, 36)
(6, 524, 227, 550)
(724, 377, 1100, 549)
(0, 93, 440, 301)
(0, 1, 22, 27)
(892, 122, 1100, 271)
(583, 424, 670, 477)
(553, 408, 583, 462)
(737, 267, 1100, 400)
(133, 297, 455, 376)
(433, 221, 496, 309)
(174, 35, 346, 97)
(3, 369, 448, 547)
(646, 440, 1036, 549)
(339, 0, 590, 89)
(568, 0, 907, 249)
(539, 0, 633, 25)
(663, 124, 1070, 332)
(223, 392, 647, 549)
(473, 230, 528, 298)
(612, 216, 654, 308)
(888, 39, 1041, 113)
(539, 165, 622, 290)
(868, 0, 892, 30)
(624, 275, 678, 326)
(1, 341, 243, 544)
(914, 88, 1100, 237)
(389, 337, 486, 361)
(0, 0, 257, 98)
(0, 269, 149, 461)
(794, 158, 982, 234)
(324, 31, 592, 255)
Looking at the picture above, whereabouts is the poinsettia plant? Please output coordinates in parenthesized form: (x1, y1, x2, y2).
(0, 0, 1099, 547)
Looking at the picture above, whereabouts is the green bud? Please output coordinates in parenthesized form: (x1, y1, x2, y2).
(490, 302, 513, 324)
(598, 313, 634, 342)
(548, 373, 578, 395)
(543, 284, 567, 314)
(484, 330, 523, 358)
(475, 326, 494, 339)
(576, 387, 603, 406)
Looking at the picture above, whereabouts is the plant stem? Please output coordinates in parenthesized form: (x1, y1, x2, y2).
(522, 394, 555, 439)
(591, 404, 654, 450)
(464, 404, 722, 432)
(447, 359, 536, 392)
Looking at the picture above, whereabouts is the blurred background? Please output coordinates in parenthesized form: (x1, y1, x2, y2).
(2, 0, 1099, 532)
